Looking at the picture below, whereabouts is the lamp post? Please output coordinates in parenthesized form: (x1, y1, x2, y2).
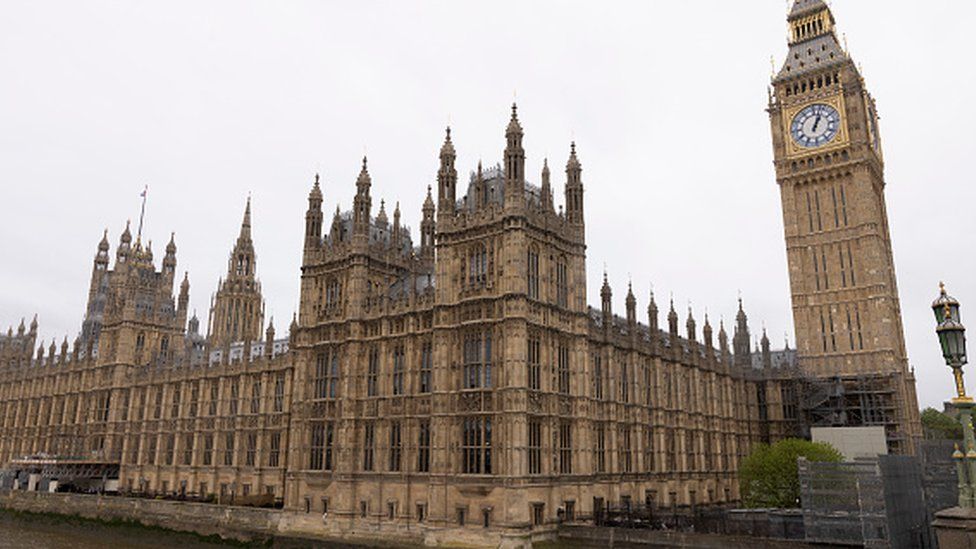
(933, 282, 973, 508)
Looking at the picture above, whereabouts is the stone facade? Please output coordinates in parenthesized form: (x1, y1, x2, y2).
(767, 0, 921, 453)
(0, 108, 779, 542)
(0, 1, 923, 544)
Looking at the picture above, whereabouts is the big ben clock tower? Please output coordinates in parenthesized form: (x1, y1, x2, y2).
(768, 0, 921, 453)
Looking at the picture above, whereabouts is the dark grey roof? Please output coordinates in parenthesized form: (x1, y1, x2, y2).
(790, 0, 828, 19)
(776, 32, 847, 82)
(459, 164, 541, 211)
(751, 347, 798, 370)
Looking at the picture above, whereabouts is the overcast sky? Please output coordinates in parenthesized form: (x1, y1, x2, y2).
(1, 1, 973, 410)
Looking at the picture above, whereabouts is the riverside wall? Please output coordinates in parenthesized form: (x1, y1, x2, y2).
(0, 490, 547, 547)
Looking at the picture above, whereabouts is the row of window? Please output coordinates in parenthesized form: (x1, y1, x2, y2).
(304, 419, 737, 476)
(0, 375, 287, 429)
(127, 430, 282, 469)
(526, 247, 569, 307)
(817, 304, 865, 353)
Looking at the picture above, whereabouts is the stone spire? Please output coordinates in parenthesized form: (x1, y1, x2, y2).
(504, 104, 525, 207)
(718, 320, 729, 357)
(177, 272, 190, 328)
(733, 298, 752, 369)
(353, 157, 372, 236)
(703, 314, 714, 350)
(421, 185, 435, 261)
(647, 288, 659, 334)
(761, 328, 772, 369)
(163, 232, 177, 278)
(565, 142, 584, 224)
(540, 158, 553, 211)
(392, 201, 401, 247)
(625, 282, 636, 326)
(305, 173, 323, 251)
(437, 127, 457, 215)
(117, 220, 132, 266)
(600, 272, 612, 325)
(668, 299, 679, 340)
(686, 307, 697, 342)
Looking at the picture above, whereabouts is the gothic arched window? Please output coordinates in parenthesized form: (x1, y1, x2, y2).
(527, 245, 540, 299)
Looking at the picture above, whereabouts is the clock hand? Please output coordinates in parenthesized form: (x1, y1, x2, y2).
(812, 115, 822, 133)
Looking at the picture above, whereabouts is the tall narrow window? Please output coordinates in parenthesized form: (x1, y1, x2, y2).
(163, 434, 176, 465)
(831, 187, 840, 228)
(392, 345, 405, 396)
(461, 417, 492, 474)
(846, 307, 855, 350)
(188, 384, 197, 418)
(814, 190, 823, 231)
(273, 374, 285, 412)
(250, 380, 261, 414)
(592, 353, 603, 400)
(209, 382, 218, 416)
(269, 432, 281, 467)
(821, 250, 829, 289)
(806, 192, 814, 233)
(328, 351, 339, 398)
(363, 423, 375, 471)
(203, 435, 213, 466)
(224, 433, 235, 466)
(171, 387, 181, 418)
(527, 247, 539, 300)
(528, 419, 542, 475)
(368, 347, 379, 397)
(839, 246, 848, 287)
(559, 421, 572, 474)
(315, 353, 329, 399)
(643, 361, 652, 406)
(418, 420, 431, 473)
(310, 422, 325, 470)
(182, 434, 193, 465)
(819, 309, 828, 352)
(812, 248, 821, 291)
(643, 427, 654, 473)
(855, 307, 864, 350)
(245, 432, 257, 466)
(229, 381, 239, 416)
(556, 257, 568, 308)
(840, 185, 849, 226)
(847, 243, 856, 286)
(463, 331, 492, 389)
(557, 343, 570, 395)
(324, 423, 334, 470)
(419, 342, 432, 394)
(389, 421, 402, 471)
(527, 335, 541, 391)
(595, 423, 606, 473)
(619, 359, 629, 403)
(828, 308, 837, 351)
(621, 428, 633, 473)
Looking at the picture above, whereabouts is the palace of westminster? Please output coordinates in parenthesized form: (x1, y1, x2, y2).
(0, 0, 922, 542)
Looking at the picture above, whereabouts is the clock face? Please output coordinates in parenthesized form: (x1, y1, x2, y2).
(790, 103, 841, 148)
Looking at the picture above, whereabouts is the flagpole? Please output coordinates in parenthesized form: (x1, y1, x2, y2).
(137, 185, 148, 241)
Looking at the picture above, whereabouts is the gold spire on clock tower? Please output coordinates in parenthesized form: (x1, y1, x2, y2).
(769, 0, 920, 453)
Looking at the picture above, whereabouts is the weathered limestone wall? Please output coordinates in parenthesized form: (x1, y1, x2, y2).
(0, 490, 540, 548)
(0, 490, 278, 543)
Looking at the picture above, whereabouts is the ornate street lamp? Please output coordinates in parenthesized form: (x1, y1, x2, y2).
(933, 282, 974, 508)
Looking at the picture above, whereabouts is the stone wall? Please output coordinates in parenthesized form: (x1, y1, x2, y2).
(0, 490, 279, 543)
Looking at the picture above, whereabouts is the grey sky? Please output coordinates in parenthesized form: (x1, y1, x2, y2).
(1, 1, 973, 410)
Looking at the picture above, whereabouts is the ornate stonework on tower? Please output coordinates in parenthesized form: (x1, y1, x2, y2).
(768, 0, 921, 452)
(208, 198, 265, 348)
